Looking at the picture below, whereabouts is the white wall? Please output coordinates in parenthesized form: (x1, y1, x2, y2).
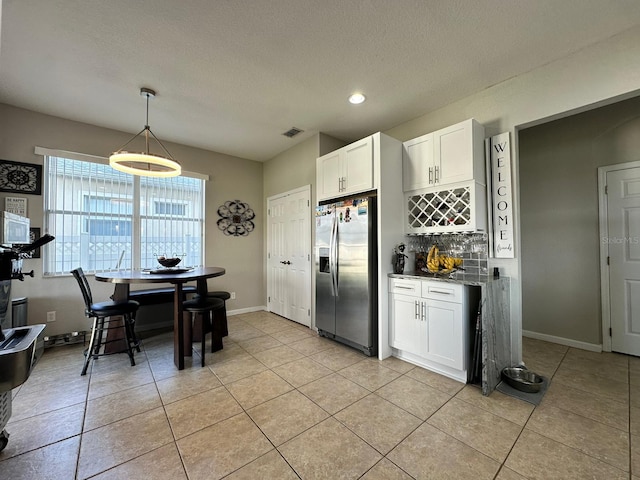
(0, 104, 264, 337)
(385, 26, 640, 360)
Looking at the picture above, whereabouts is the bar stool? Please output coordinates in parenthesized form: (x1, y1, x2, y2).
(204, 291, 230, 336)
(192, 291, 230, 341)
(183, 297, 225, 367)
(71, 268, 140, 375)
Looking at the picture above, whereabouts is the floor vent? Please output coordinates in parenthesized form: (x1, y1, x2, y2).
(282, 127, 304, 138)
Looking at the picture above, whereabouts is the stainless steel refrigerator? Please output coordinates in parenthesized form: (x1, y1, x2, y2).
(315, 194, 377, 356)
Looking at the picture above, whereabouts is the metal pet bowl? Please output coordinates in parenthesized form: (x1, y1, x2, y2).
(157, 256, 182, 268)
(501, 367, 544, 393)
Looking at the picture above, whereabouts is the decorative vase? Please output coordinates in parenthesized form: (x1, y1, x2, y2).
(394, 254, 405, 274)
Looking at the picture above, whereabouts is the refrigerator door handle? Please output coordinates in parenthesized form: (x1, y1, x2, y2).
(331, 214, 339, 294)
(329, 215, 337, 296)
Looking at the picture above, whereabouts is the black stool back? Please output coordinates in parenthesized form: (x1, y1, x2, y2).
(71, 268, 140, 375)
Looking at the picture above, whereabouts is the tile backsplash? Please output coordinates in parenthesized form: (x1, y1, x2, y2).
(405, 233, 489, 275)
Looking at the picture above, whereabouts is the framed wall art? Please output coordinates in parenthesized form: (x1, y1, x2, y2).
(4, 196, 27, 216)
(0, 159, 43, 195)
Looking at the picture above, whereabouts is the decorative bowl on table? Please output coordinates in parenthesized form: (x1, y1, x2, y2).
(156, 255, 182, 268)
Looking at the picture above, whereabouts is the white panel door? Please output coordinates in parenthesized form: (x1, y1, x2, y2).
(608, 167, 640, 355)
(267, 186, 311, 327)
(286, 191, 311, 326)
(267, 199, 287, 317)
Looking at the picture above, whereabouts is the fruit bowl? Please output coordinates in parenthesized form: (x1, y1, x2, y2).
(157, 256, 182, 268)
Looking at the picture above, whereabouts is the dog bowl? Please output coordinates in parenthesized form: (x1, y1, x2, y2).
(501, 367, 544, 393)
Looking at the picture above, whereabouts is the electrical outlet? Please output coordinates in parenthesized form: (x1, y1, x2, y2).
(230, 292, 236, 300)
(46, 311, 56, 322)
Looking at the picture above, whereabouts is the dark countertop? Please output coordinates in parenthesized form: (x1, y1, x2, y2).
(389, 270, 505, 286)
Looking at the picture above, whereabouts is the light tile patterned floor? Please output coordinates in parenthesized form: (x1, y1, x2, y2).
(0, 311, 636, 479)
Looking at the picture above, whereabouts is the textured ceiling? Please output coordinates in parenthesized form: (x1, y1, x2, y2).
(1, 0, 640, 162)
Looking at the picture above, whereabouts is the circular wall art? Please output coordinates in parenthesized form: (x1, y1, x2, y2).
(217, 200, 255, 236)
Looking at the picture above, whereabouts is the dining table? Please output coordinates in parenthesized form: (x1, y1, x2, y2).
(95, 266, 226, 370)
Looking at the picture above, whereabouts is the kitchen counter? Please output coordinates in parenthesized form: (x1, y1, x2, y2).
(388, 271, 511, 395)
(389, 270, 501, 286)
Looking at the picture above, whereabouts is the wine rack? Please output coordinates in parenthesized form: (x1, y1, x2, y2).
(405, 182, 486, 234)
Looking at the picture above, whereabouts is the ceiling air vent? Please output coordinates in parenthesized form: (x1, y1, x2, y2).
(282, 127, 304, 138)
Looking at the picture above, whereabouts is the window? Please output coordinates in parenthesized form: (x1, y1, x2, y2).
(154, 201, 186, 216)
(41, 152, 206, 276)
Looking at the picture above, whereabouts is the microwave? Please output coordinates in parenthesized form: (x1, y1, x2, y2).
(0, 211, 30, 245)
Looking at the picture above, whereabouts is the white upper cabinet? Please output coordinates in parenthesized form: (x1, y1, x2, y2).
(317, 136, 373, 201)
(402, 118, 485, 192)
(402, 133, 434, 191)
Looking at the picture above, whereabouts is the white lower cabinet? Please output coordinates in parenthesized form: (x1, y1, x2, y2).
(389, 278, 469, 382)
(424, 299, 463, 370)
(390, 293, 426, 356)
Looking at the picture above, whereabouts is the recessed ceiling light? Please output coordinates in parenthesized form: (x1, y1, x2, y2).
(348, 93, 366, 105)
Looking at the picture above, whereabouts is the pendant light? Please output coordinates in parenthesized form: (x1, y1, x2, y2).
(109, 87, 181, 177)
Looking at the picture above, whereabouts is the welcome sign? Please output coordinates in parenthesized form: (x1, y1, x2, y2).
(490, 132, 514, 258)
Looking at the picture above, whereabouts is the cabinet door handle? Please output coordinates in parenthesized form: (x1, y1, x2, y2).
(421, 301, 426, 321)
(430, 288, 452, 295)
(429, 167, 433, 184)
(415, 300, 420, 319)
(434, 166, 439, 183)
(396, 285, 413, 290)
(341, 176, 346, 191)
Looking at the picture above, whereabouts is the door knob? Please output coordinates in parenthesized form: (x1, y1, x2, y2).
(280, 260, 291, 265)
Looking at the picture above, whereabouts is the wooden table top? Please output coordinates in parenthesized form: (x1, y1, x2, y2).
(95, 266, 225, 284)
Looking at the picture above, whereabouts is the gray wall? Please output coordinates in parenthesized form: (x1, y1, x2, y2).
(263, 133, 346, 201)
(0, 103, 264, 336)
(519, 96, 640, 345)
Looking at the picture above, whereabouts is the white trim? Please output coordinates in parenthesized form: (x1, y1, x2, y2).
(228, 305, 267, 316)
(267, 184, 312, 200)
(522, 329, 602, 353)
(34, 146, 209, 180)
(597, 160, 640, 353)
(265, 184, 312, 327)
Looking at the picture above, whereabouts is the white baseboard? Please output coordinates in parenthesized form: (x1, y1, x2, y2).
(228, 305, 267, 316)
(522, 330, 602, 352)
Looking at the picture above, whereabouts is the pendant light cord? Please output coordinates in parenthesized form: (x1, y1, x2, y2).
(144, 91, 150, 154)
